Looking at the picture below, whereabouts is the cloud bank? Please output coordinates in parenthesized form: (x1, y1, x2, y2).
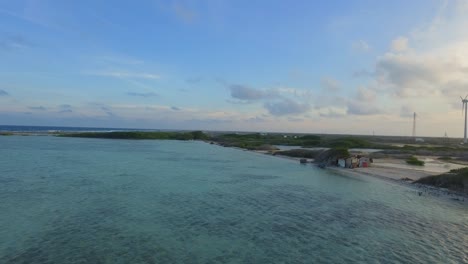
(229, 85, 275, 101)
(229, 84, 310, 116)
(264, 99, 310, 116)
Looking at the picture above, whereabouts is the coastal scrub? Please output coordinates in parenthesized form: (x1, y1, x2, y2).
(406, 156, 425, 166)
(415, 168, 468, 194)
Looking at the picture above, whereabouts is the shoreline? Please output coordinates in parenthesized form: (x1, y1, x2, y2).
(328, 166, 467, 202)
(4, 134, 466, 203)
(249, 149, 468, 204)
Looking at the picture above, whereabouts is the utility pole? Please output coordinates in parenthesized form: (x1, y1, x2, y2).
(465, 102, 467, 143)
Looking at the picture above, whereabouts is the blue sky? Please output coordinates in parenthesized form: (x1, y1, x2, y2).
(1, 0, 467, 136)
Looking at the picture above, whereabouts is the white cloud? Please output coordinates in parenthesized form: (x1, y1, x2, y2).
(346, 101, 382, 116)
(229, 85, 275, 100)
(376, 41, 468, 97)
(400, 105, 414, 118)
(352, 40, 371, 52)
(228, 84, 311, 116)
(264, 99, 310, 116)
(270, 87, 313, 99)
(321, 77, 341, 92)
(359, 1, 468, 102)
(391, 36, 409, 52)
(317, 107, 346, 118)
(356, 86, 377, 102)
(349, 0, 468, 135)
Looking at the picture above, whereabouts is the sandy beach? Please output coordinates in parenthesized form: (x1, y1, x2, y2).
(269, 153, 442, 181)
(341, 157, 465, 181)
(328, 165, 436, 181)
(265, 151, 468, 202)
(271, 152, 465, 181)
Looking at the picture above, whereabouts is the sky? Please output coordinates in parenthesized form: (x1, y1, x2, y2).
(1, 0, 468, 137)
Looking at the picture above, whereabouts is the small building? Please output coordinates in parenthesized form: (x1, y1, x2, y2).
(345, 157, 359, 168)
(359, 157, 370, 168)
(338, 159, 346, 168)
(345, 158, 351, 168)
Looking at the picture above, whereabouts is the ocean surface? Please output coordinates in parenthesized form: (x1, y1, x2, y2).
(0, 125, 152, 133)
(0, 135, 467, 263)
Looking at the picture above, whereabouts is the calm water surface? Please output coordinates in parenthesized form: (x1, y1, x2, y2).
(0, 136, 467, 263)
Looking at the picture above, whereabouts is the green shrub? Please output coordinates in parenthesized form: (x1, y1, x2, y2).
(214, 133, 322, 148)
(438, 156, 452, 161)
(314, 147, 350, 165)
(325, 137, 374, 149)
(275, 149, 323, 159)
(406, 156, 425, 166)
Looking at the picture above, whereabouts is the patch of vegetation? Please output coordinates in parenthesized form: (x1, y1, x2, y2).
(61, 131, 209, 140)
(214, 133, 322, 148)
(400, 145, 463, 152)
(228, 142, 278, 151)
(323, 137, 375, 149)
(253, 144, 279, 151)
(415, 168, 468, 194)
(59, 131, 466, 164)
(406, 156, 425, 166)
(299, 135, 321, 147)
(318, 136, 394, 150)
(314, 147, 350, 167)
(438, 156, 452, 161)
(214, 133, 390, 153)
(274, 149, 323, 159)
(0, 132, 13, 136)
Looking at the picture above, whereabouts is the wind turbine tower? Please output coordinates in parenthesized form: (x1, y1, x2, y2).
(412, 112, 416, 139)
(462, 95, 468, 143)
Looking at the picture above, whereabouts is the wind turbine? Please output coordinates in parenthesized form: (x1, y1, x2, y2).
(461, 95, 468, 143)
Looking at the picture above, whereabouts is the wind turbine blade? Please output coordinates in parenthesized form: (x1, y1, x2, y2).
(461, 96, 464, 101)
(465, 95, 468, 100)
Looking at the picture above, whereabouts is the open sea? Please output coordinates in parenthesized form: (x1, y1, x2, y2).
(0, 133, 467, 263)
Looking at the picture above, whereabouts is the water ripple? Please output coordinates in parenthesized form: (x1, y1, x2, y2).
(0, 136, 467, 263)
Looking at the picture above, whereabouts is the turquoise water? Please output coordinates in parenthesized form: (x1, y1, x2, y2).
(0, 136, 467, 263)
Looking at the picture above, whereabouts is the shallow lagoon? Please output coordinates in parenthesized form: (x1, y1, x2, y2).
(0, 136, 467, 263)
